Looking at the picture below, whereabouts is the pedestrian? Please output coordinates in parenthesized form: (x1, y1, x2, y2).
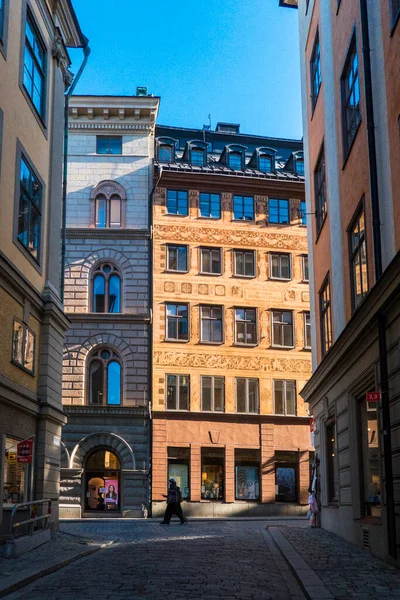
(160, 478, 188, 525)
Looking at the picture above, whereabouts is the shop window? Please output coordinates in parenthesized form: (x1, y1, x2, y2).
(85, 449, 120, 512)
(349, 204, 368, 310)
(326, 420, 339, 503)
(236, 378, 259, 413)
(12, 318, 35, 374)
(166, 374, 190, 410)
(233, 195, 254, 220)
(199, 193, 220, 218)
(235, 449, 260, 501)
(268, 199, 289, 224)
(96, 136, 122, 155)
(275, 451, 298, 502)
(200, 306, 223, 343)
(201, 376, 224, 411)
(3, 437, 29, 505)
(200, 247, 222, 274)
(168, 448, 190, 499)
(166, 303, 189, 341)
(92, 263, 121, 313)
(18, 155, 43, 261)
(201, 448, 224, 500)
(234, 250, 255, 277)
(272, 310, 294, 348)
(166, 244, 188, 272)
(360, 397, 381, 517)
(274, 380, 296, 415)
(88, 348, 122, 405)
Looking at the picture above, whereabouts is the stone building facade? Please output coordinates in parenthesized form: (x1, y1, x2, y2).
(152, 124, 312, 517)
(59, 94, 159, 518)
(0, 0, 86, 541)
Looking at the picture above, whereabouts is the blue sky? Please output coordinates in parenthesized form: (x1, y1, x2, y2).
(70, 0, 302, 140)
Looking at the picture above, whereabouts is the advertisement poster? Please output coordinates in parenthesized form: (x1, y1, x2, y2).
(17, 438, 33, 463)
(276, 467, 296, 502)
(168, 464, 189, 498)
(235, 466, 260, 500)
(104, 479, 118, 508)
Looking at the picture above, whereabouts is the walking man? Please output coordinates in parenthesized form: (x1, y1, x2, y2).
(160, 478, 188, 525)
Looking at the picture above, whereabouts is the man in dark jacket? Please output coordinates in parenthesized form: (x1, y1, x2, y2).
(160, 478, 188, 525)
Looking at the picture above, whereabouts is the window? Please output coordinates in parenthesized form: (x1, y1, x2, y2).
(200, 247, 222, 274)
(18, 156, 42, 261)
(275, 451, 298, 502)
(0, 0, 4, 42)
(360, 397, 381, 517)
(295, 157, 305, 176)
(320, 276, 332, 356)
(191, 148, 205, 166)
(167, 245, 188, 272)
(229, 152, 242, 170)
(349, 206, 368, 309)
(259, 154, 273, 173)
(314, 147, 327, 233)
(92, 264, 121, 313)
(235, 309, 257, 345)
(341, 34, 361, 156)
(304, 312, 311, 349)
(302, 255, 309, 282)
(199, 193, 221, 218)
(23, 11, 46, 117)
(201, 448, 224, 500)
(233, 195, 254, 220)
(272, 311, 294, 347)
(274, 380, 296, 415)
(310, 32, 322, 112)
(234, 250, 255, 277)
(166, 303, 189, 341)
(166, 374, 189, 410)
(166, 190, 188, 216)
(96, 136, 122, 155)
(201, 376, 224, 411)
(236, 378, 259, 413)
(89, 348, 121, 405)
(200, 306, 223, 343)
(270, 253, 291, 280)
(12, 319, 35, 374)
(158, 144, 173, 162)
(4, 437, 29, 506)
(326, 420, 339, 503)
(300, 200, 307, 225)
(235, 449, 260, 500)
(95, 194, 121, 228)
(268, 199, 289, 224)
(391, 0, 400, 28)
(168, 448, 190, 499)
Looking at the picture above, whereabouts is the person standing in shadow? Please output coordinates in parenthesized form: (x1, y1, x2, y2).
(160, 478, 188, 525)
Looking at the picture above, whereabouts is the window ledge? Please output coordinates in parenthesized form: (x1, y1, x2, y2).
(11, 359, 35, 377)
(165, 213, 189, 218)
(234, 343, 258, 348)
(199, 272, 222, 277)
(164, 338, 190, 343)
(232, 274, 256, 279)
(269, 277, 292, 282)
(199, 341, 224, 346)
(197, 216, 221, 221)
(165, 270, 189, 275)
(270, 345, 295, 350)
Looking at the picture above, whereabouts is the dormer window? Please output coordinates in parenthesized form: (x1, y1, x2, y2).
(259, 154, 273, 173)
(294, 152, 304, 175)
(159, 144, 173, 163)
(229, 152, 242, 171)
(156, 137, 177, 163)
(191, 148, 205, 166)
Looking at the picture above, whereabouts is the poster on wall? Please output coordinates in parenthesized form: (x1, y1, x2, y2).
(235, 466, 260, 500)
(104, 479, 118, 509)
(276, 467, 296, 502)
(168, 464, 189, 498)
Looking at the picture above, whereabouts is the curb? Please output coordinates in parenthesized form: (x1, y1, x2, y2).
(0, 545, 101, 598)
(60, 516, 308, 523)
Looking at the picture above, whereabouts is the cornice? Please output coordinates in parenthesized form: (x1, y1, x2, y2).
(63, 406, 149, 418)
(67, 312, 151, 324)
(66, 228, 150, 239)
(151, 411, 310, 426)
(68, 123, 153, 132)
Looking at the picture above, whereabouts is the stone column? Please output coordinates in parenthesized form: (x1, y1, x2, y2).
(190, 444, 201, 502)
(225, 446, 235, 503)
(299, 450, 310, 504)
(261, 424, 275, 503)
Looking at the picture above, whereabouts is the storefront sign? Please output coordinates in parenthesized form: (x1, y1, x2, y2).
(17, 438, 33, 463)
(366, 392, 381, 403)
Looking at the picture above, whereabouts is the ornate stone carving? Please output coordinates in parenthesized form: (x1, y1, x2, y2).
(153, 224, 307, 250)
(209, 431, 220, 444)
(302, 291, 310, 302)
(215, 285, 225, 296)
(164, 282, 175, 292)
(232, 286, 243, 298)
(181, 283, 192, 294)
(284, 290, 296, 301)
(52, 35, 74, 88)
(154, 351, 311, 373)
(198, 284, 209, 295)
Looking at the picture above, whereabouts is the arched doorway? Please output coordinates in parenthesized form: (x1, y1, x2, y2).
(85, 449, 121, 513)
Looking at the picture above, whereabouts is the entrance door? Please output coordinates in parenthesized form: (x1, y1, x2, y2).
(84, 449, 121, 512)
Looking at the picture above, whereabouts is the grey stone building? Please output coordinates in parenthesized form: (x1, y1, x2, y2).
(59, 94, 159, 518)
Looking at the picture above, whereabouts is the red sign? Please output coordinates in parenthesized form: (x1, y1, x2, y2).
(17, 438, 33, 463)
(310, 417, 314, 433)
(366, 392, 381, 403)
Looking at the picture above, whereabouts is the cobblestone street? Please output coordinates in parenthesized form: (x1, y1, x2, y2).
(1, 519, 400, 600)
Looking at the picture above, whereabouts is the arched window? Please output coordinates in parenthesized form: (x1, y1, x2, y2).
(259, 154, 273, 173)
(191, 148, 205, 166)
(88, 348, 122, 405)
(229, 152, 242, 171)
(159, 144, 173, 163)
(95, 194, 121, 228)
(92, 264, 121, 313)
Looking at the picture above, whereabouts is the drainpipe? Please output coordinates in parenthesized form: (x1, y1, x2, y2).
(60, 42, 91, 301)
(360, 0, 397, 559)
(146, 164, 163, 517)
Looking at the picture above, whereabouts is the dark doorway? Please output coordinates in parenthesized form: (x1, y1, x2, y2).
(84, 449, 121, 513)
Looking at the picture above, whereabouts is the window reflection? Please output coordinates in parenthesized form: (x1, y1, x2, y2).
(88, 349, 122, 405)
(92, 264, 121, 313)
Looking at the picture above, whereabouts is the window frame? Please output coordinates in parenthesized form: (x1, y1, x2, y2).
(87, 348, 122, 406)
(166, 189, 189, 216)
(94, 194, 122, 228)
(304, 311, 312, 350)
(234, 308, 257, 346)
(191, 147, 205, 167)
(302, 254, 309, 282)
(233, 249, 256, 278)
(319, 274, 333, 356)
(200, 247, 222, 275)
(236, 378, 259, 414)
(96, 136, 123, 155)
(300, 200, 307, 226)
(326, 418, 339, 503)
(269, 252, 292, 281)
(259, 154, 273, 173)
(0, 0, 9, 58)
(273, 380, 297, 416)
(271, 310, 294, 349)
(233, 195, 254, 221)
(200, 305, 224, 344)
(341, 31, 362, 160)
(201, 376, 225, 412)
(310, 30, 322, 114)
(165, 303, 189, 342)
(166, 374, 190, 411)
(166, 244, 188, 273)
(229, 151, 243, 171)
(348, 201, 369, 311)
(268, 198, 290, 225)
(11, 318, 36, 375)
(199, 192, 221, 219)
(314, 145, 327, 235)
(158, 144, 173, 163)
(390, 0, 400, 33)
(92, 263, 122, 313)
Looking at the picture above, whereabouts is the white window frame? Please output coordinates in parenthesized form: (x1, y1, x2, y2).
(166, 374, 190, 411)
(304, 312, 311, 350)
(273, 380, 297, 416)
(271, 310, 294, 348)
(235, 378, 259, 414)
(234, 308, 257, 346)
(201, 376, 225, 412)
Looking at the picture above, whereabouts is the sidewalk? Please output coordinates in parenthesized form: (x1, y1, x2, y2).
(0, 531, 110, 598)
(269, 525, 400, 599)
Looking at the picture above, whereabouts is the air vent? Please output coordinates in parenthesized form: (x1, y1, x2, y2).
(362, 528, 370, 549)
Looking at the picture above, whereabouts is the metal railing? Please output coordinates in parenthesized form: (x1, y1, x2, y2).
(10, 499, 51, 542)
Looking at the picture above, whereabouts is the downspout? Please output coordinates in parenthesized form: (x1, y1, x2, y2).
(146, 164, 163, 517)
(360, 0, 397, 559)
(60, 43, 91, 301)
